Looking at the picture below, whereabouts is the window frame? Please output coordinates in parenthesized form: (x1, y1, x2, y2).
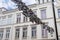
(5, 28, 10, 39)
(31, 26, 36, 38)
(38, 0, 40, 4)
(40, 9, 47, 19)
(42, 0, 44, 3)
(42, 24, 48, 38)
(15, 28, 20, 39)
(0, 31, 3, 39)
(23, 16, 28, 22)
(16, 13, 21, 23)
(23, 27, 27, 38)
(58, 9, 60, 18)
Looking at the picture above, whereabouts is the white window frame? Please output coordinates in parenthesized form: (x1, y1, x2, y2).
(16, 13, 21, 23)
(42, 0, 44, 3)
(15, 28, 20, 39)
(23, 16, 28, 22)
(38, 0, 40, 4)
(31, 26, 36, 38)
(5, 28, 10, 39)
(0, 31, 3, 39)
(58, 9, 60, 18)
(42, 24, 48, 38)
(41, 9, 46, 19)
(23, 27, 27, 38)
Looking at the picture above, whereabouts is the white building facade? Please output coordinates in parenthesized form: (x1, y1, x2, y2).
(0, 0, 60, 40)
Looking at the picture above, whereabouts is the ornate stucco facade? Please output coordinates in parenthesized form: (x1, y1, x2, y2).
(0, 0, 60, 40)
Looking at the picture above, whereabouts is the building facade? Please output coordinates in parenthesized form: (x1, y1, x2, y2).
(0, 0, 60, 40)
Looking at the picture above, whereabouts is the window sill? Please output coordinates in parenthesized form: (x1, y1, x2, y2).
(31, 37, 36, 39)
(41, 17, 53, 20)
(5, 38, 9, 40)
(22, 37, 27, 39)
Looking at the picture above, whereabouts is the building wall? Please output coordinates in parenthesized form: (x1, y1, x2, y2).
(0, 0, 60, 40)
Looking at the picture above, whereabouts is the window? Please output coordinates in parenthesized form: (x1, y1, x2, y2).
(7, 18, 12, 24)
(15, 28, 20, 39)
(57, 23, 60, 36)
(7, 14, 13, 24)
(58, 9, 60, 18)
(0, 31, 3, 39)
(2, 16, 6, 19)
(42, 29, 48, 38)
(47, 0, 49, 2)
(0, 17, 1, 20)
(41, 9, 46, 19)
(0, 17, 1, 25)
(38, 0, 40, 4)
(33, 10, 37, 15)
(42, 25, 48, 38)
(23, 16, 28, 22)
(6, 28, 10, 39)
(16, 13, 21, 23)
(23, 27, 27, 38)
(42, 0, 44, 3)
(2, 16, 6, 25)
(31, 27, 36, 38)
(8, 14, 12, 18)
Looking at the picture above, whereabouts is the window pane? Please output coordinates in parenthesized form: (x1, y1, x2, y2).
(58, 9, 60, 18)
(8, 14, 12, 18)
(47, 0, 49, 2)
(42, 0, 44, 3)
(6, 28, 10, 39)
(0, 31, 3, 39)
(16, 13, 21, 23)
(23, 16, 28, 22)
(7, 14, 13, 24)
(2, 16, 6, 19)
(23, 27, 27, 38)
(15, 28, 20, 38)
(7, 18, 12, 24)
(42, 26, 48, 38)
(38, 0, 40, 4)
(41, 9, 46, 19)
(17, 18, 21, 23)
(33, 10, 37, 15)
(31, 27, 36, 38)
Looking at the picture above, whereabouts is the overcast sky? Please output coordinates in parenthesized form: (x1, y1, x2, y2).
(0, 0, 36, 10)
